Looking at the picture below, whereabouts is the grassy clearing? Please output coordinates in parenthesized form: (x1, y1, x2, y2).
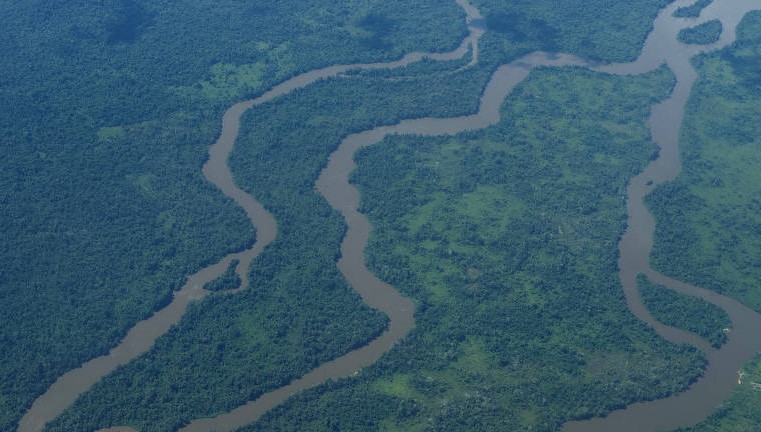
(245, 65, 706, 432)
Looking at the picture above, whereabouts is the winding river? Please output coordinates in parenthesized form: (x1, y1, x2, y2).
(564, 0, 761, 430)
(19, 0, 761, 431)
(179, 49, 589, 432)
(18, 2, 484, 431)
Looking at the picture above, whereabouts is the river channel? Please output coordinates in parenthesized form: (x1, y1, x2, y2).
(564, 0, 761, 430)
(18, 2, 485, 431)
(20, 0, 761, 431)
(185, 0, 761, 430)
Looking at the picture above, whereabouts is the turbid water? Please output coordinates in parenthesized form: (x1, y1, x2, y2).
(179, 50, 589, 432)
(184, 1, 761, 431)
(18, 2, 484, 432)
(21, 0, 761, 431)
(564, 0, 761, 430)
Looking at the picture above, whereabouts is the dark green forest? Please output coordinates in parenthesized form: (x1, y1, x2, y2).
(475, 0, 671, 62)
(240, 66, 706, 432)
(204, 260, 241, 292)
(678, 20, 723, 45)
(648, 11, 761, 316)
(4, 0, 761, 431)
(47, 56, 493, 432)
(649, 11, 761, 431)
(0, 0, 465, 430)
(36, 0, 681, 430)
(673, 0, 713, 18)
(638, 275, 730, 348)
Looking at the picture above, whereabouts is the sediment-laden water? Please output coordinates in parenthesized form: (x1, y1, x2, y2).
(21, 1, 761, 431)
(19, 2, 484, 431)
(183, 2, 761, 430)
(180, 50, 588, 432)
(564, 1, 761, 430)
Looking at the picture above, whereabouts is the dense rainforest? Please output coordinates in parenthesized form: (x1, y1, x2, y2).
(0, 0, 466, 429)
(648, 10, 761, 319)
(45, 0, 680, 429)
(649, 11, 761, 431)
(673, 0, 713, 18)
(677, 20, 723, 45)
(638, 275, 730, 348)
(3, 0, 761, 431)
(241, 63, 704, 432)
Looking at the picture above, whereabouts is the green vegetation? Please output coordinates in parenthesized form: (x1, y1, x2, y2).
(646, 12, 761, 431)
(47, 51, 494, 431)
(242, 66, 706, 432)
(9, 0, 758, 431)
(678, 20, 723, 45)
(673, 0, 713, 18)
(347, 52, 474, 79)
(0, 1, 466, 430)
(204, 260, 242, 292)
(648, 11, 761, 314)
(679, 354, 761, 432)
(638, 275, 730, 348)
(474, 0, 671, 63)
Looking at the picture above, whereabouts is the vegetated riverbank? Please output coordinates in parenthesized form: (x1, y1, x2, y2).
(245, 1, 761, 431)
(131, 0, 760, 432)
(20, 71, 281, 432)
(638, 275, 731, 349)
(649, 9, 761, 325)
(29, 0, 684, 428)
(34, 2, 485, 432)
(647, 10, 761, 431)
(674, 0, 713, 17)
(1, 1, 468, 430)
(23, 0, 760, 432)
(243, 62, 702, 432)
(678, 20, 723, 44)
(565, 0, 761, 430)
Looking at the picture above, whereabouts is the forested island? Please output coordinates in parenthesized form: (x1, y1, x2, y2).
(2, 0, 761, 431)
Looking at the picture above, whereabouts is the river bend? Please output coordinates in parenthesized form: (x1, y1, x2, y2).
(564, 0, 761, 430)
(20, 0, 761, 431)
(19, 2, 484, 431)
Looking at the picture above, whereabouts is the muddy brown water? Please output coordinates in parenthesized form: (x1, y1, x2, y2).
(179, 51, 589, 432)
(181, 2, 761, 429)
(564, 0, 761, 430)
(20, 0, 761, 431)
(18, 2, 484, 432)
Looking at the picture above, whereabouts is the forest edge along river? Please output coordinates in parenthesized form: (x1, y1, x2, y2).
(19, 0, 761, 431)
(564, 0, 761, 430)
(179, 50, 589, 432)
(18, 1, 485, 431)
